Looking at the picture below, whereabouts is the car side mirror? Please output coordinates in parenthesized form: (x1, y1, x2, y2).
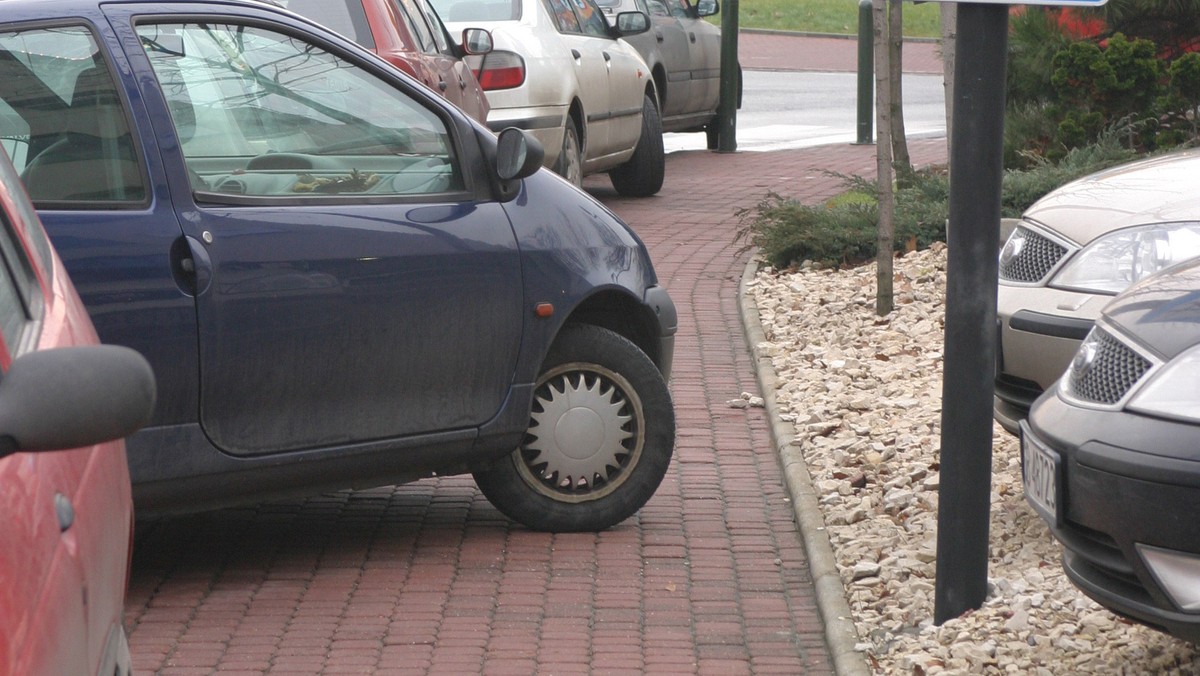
(614, 11, 650, 36)
(462, 28, 493, 55)
(0, 345, 155, 457)
(695, 0, 718, 16)
(496, 127, 544, 181)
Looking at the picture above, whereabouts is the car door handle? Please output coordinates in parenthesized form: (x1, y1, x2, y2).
(55, 493, 74, 532)
(689, 32, 696, 43)
(571, 49, 582, 60)
(172, 235, 213, 297)
(438, 77, 448, 91)
(655, 30, 664, 42)
(603, 52, 612, 62)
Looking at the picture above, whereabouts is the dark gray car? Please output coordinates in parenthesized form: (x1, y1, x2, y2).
(1023, 256, 1200, 642)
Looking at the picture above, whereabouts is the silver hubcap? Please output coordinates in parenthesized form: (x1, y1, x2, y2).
(516, 362, 643, 502)
(563, 128, 582, 186)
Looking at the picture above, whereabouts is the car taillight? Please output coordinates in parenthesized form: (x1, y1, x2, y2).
(475, 50, 525, 90)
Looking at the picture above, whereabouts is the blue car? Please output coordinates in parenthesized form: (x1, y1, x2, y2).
(0, 0, 676, 532)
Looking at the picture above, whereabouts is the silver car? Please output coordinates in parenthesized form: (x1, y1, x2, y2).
(435, 0, 665, 196)
(596, 0, 728, 142)
(995, 148, 1200, 434)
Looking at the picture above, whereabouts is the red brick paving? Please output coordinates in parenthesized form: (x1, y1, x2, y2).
(124, 31, 949, 676)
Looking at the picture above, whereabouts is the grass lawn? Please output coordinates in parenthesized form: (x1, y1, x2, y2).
(729, 0, 944, 39)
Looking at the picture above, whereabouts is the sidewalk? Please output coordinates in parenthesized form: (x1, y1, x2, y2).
(739, 30, 944, 74)
(122, 34, 949, 676)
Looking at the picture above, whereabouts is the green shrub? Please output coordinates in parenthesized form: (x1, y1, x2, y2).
(738, 135, 1146, 269)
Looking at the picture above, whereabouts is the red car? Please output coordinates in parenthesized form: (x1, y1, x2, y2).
(0, 146, 155, 675)
(281, 0, 493, 123)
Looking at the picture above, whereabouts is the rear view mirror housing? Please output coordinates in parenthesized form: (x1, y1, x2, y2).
(0, 345, 156, 457)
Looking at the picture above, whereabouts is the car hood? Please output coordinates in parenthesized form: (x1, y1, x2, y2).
(1103, 257, 1200, 360)
(1024, 148, 1200, 246)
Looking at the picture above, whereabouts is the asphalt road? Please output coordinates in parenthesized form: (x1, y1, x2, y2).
(665, 69, 947, 153)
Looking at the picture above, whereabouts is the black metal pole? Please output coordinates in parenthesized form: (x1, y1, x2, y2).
(715, 0, 739, 152)
(934, 3, 1009, 625)
(855, 0, 873, 145)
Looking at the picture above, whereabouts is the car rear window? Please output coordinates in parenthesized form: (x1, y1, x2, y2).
(276, 0, 376, 48)
(430, 0, 521, 23)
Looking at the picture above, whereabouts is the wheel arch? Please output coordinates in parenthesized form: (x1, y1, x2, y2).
(568, 97, 586, 152)
(560, 289, 665, 371)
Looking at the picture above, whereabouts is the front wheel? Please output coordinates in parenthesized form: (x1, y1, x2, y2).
(609, 94, 664, 197)
(554, 121, 583, 188)
(473, 324, 675, 531)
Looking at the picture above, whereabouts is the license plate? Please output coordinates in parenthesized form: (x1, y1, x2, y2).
(1021, 423, 1062, 527)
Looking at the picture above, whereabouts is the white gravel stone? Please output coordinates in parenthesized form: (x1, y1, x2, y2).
(750, 246, 1200, 674)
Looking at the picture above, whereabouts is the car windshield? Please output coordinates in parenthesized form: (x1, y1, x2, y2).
(431, 0, 521, 23)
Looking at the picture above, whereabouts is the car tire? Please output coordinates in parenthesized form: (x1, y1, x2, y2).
(609, 94, 664, 197)
(554, 121, 583, 188)
(472, 324, 675, 532)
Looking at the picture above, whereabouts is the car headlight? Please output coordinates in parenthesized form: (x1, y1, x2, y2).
(1051, 222, 1200, 294)
(1128, 343, 1200, 423)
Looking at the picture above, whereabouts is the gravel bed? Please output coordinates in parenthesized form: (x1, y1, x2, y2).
(748, 243, 1200, 674)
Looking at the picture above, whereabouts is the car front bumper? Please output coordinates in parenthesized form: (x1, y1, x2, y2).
(994, 282, 1107, 433)
(1024, 391, 1200, 642)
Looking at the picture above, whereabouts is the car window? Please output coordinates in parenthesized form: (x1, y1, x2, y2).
(668, 0, 690, 18)
(571, 0, 610, 36)
(432, 0, 521, 23)
(396, 0, 438, 54)
(274, 0, 377, 49)
(0, 26, 147, 206)
(136, 22, 464, 200)
(0, 186, 40, 354)
(416, 0, 453, 53)
(545, 0, 582, 32)
(645, 0, 670, 17)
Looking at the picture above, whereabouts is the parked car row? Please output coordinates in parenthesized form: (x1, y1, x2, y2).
(1001, 149, 1200, 642)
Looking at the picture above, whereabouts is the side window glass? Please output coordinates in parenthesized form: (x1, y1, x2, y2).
(137, 23, 464, 200)
(0, 26, 147, 206)
(645, 0, 670, 17)
(670, 0, 690, 18)
(397, 0, 438, 54)
(417, 0, 453, 54)
(545, 0, 582, 33)
(572, 0, 610, 37)
(276, 0, 377, 49)
(0, 248, 26, 354)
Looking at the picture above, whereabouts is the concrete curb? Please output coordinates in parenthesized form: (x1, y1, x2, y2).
(738, 257, 872, 676)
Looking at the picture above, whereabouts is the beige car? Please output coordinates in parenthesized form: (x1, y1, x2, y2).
(436, 0, 665, 196)
(995, 148, 1200, 434)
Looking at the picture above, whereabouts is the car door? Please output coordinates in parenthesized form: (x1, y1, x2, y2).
(673, 0, 719, 111)
(112, 10, 523, 456)
(544, 0, 613, 157)
(571, 0, 646, 156)
(0, 21, 198, 431)
(640, 0, 692, 119)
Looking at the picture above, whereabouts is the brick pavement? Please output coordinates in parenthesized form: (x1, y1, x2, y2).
(125, 137, 947, 675)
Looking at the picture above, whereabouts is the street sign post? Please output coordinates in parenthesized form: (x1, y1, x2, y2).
(930, 0, 1103, 624)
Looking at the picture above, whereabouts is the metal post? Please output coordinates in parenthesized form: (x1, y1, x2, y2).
(934, 3, 1009, 625)
(715, 0, 739, 152)
(855, 0, 873, 145)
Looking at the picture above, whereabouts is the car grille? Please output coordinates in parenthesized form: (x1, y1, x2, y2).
(1066, 329, 1151, 405)
(999, 226, 1068, 283)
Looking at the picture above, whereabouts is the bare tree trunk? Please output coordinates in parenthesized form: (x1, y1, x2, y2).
(940, 4, 957, 153)
(888, 0, 911, 177)
(874, 0, 895, 316)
